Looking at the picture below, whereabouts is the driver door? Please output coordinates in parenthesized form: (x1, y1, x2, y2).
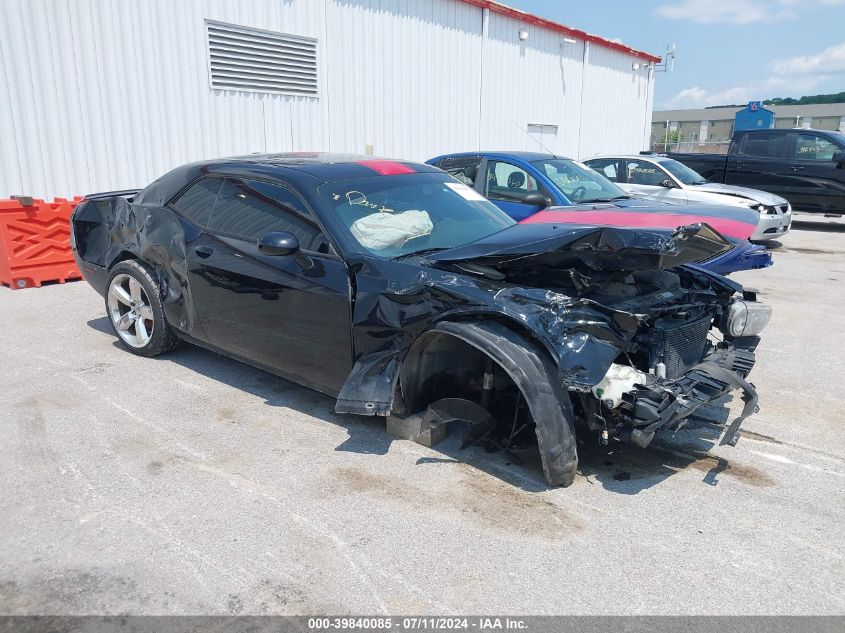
(183, 176, 353, 394)
(482, 160, 550, 220)
(623, 159, 688, 205)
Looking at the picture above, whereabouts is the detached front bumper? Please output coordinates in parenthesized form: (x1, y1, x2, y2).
(619, 345, 759, 448)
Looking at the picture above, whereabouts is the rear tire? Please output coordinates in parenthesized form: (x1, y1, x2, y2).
(105, 260, 179, 357)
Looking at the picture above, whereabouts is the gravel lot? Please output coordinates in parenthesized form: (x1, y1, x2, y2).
(1, 221, 844, 615)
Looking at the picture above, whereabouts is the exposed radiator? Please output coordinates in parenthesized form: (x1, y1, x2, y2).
(657, 315, 712, 378)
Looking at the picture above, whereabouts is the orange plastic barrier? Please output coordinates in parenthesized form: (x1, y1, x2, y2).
(0, 196, 84, 290)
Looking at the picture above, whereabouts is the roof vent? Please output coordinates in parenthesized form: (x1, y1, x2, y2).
(206, 20, 317, 96)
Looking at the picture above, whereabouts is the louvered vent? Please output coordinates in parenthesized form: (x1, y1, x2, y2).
(206, 20, 318, 96)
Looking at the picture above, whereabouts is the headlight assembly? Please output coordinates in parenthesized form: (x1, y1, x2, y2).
(721, 299, 772, 337)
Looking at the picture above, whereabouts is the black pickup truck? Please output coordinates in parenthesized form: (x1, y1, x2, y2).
(669, 128, 845, 216)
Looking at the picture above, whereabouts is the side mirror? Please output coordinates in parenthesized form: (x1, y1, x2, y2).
(659, 179, 677, 188)
(522, 192, 548, 207)
(257, 231, 300, 256)
(832, 151, 845, 166)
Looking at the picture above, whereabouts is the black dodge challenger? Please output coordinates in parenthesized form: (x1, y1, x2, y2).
(70, 153, 772, 487)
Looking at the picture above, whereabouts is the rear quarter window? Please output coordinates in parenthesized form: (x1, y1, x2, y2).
(170, 177, 223, 226)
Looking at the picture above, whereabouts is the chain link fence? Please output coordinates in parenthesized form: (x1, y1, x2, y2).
(650, 139, 731, 154)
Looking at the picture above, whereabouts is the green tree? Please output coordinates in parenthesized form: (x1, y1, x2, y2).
(707, 91, 845, 109)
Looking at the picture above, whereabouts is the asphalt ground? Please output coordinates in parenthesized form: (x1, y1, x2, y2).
(1, 221, 843, 615)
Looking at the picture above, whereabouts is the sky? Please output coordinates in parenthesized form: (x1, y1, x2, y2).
(508, 0, 845, 110)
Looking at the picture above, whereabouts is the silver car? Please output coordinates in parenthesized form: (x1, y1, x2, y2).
(585, 155, 792, 241)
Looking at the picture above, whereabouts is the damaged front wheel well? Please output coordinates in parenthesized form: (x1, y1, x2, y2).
(399, 320, 579, 487)
(398, 328, 501, 415)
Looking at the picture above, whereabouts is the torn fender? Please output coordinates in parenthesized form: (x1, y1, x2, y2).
(402, 320, 579, 486)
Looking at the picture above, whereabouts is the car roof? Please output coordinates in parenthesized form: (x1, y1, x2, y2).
(431, 151, 570, 162)
(586, 155, 674, 162)
(244, 153, 442, 179)
(225, 152, 439, 172)
(135, 152, 441, 205)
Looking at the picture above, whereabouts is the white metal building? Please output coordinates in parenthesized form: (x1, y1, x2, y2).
(0, 0, 659, 200)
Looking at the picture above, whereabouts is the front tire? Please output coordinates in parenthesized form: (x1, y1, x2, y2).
(105, 260, 179, 357)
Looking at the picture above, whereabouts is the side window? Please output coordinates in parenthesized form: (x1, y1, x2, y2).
(793, 134, 840, 161)
(742, 133, 787, 158)
(170, 177, 223, 226)
(484, 161, 545, 203)
(207, 178, 330, 253)
(436, 156, 482, 187)
(586, 159, 620, 182)
(626, 161, 668, 186)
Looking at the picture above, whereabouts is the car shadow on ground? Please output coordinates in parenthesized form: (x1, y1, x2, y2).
(765, 231, 845, 257)
(792, 218, 845, 233)
(87, 316, 765, 495)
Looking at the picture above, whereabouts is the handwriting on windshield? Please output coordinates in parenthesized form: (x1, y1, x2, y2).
(332, 190, 394, 213)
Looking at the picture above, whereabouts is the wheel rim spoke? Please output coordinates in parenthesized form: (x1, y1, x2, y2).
(129, 278, 143, 303)
(116, 312, 135, 332)
(139, 305, 154, 320)
(112, 284, 132, 306)
(135, 317, 149, 343)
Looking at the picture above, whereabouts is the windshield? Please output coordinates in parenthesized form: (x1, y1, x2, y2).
(318, 173, 514, 258)
(661, 158, 707, 185)
(531, 158, 628, 203)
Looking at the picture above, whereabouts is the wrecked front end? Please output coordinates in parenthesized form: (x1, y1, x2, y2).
(580, 287, 766, 451)
(424, 223, 771, 459)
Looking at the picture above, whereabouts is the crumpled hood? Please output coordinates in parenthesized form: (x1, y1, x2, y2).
(522, 203, 758, 240)
(428, 222, 732, 272)
(689, 182, 787, 206)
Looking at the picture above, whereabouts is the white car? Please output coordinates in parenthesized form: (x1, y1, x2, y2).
(585, 155, 792, 241)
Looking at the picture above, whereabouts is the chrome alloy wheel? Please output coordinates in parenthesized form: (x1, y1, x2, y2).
(107, 273, 155, 348)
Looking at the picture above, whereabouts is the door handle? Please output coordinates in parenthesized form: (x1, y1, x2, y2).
(791, 164, 804, 171)
(734, 162, 745, 169)
(194, 246, 214, 259)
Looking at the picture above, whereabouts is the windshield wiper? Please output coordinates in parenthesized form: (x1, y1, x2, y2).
(587, 195, 631, 202)
(392, 247, 450, 260)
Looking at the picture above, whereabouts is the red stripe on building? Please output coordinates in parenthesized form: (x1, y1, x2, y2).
(458, 0, 661, 63)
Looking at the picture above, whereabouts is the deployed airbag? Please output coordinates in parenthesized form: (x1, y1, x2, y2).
(351, 210, 433, 251)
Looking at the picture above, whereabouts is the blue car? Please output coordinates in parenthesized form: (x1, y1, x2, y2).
(427, 151, 772, 274)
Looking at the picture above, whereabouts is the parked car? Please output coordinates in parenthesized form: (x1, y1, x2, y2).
(584, 155, 791, 241)
(667, 128, 845, 216)
(427, 151, 772, 274)
(70, 153, 771, 487)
